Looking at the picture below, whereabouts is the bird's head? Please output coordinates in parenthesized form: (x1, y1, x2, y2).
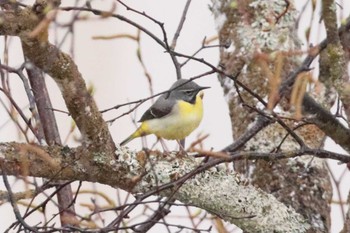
(168, 79, 210, 104)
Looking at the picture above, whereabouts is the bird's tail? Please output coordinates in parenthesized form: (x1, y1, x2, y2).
(120, 125, 148, 146)
(120, 133, 136, 146)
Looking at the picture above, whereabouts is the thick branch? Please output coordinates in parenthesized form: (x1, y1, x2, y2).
(211, 0, 333, 231)
(0, 142, 310, 232)
(303, 95, 350, 152)
(321, 0, 350, 118)
(0, 7, 115, 155)
(26, 59, 78, 226)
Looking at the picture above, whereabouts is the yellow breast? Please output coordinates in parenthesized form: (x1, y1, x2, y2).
(143, 94, 204, 140)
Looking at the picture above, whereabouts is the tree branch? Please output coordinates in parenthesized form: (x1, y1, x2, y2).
(0, 142, 310, 232)
(321, 0, 350, 118)
(26, 57, 78, 227)
(0, 5, 115, 155)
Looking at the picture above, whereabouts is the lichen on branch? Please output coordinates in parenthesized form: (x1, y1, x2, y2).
(0, 5, 115, 155)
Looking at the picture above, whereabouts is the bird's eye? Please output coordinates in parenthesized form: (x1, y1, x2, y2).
(184, 90, 193, 95)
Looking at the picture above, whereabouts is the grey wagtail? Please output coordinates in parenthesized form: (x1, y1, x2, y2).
(120, 79, 209, 146)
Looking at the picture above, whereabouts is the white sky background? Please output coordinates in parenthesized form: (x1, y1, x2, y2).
(0, 0, 349, 232)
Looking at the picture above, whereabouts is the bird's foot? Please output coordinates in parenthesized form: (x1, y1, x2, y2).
(176, 148, 188, 158)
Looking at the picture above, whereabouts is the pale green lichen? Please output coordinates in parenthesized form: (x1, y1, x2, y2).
(177, 167, 309, 232)
(92, 152, 108, 164)
(73, 160, 87, 174)
(115, 148, 142, 178)
(328, 1, 336, 11)
(115, 144, 309, 232)
(233, 0, 301, 62)
(230, 0, 237, 9)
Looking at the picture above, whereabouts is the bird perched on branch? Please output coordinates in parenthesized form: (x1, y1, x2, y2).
(120, 79, 209, 146)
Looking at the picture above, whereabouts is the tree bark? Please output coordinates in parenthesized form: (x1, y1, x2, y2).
(211, 0, 333, 232)
(1, 1, 349, 232)
(0, 142, 310, 232)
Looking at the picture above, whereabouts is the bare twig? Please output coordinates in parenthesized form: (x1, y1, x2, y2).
(0, 87, 40, 140)
(134, 197, 173, 232)
(170, 0, 192, 50)
(326, 162, 346, 221)
(1, 165, 38, 232)
(115, 0, 182, 79)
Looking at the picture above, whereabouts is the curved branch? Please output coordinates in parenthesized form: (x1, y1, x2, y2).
(1, 141, 349, 231)
(0, 142, 310, 232)
(0, 7, 115, 155)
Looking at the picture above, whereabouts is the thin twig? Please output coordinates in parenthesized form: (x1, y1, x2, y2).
(114, 0, 182, 79)
(0, 87, 40, 140)
(134, 197, 173, 232)
(170, 0, 192, 50)
(325, 162, 346, 221)
(1, 165, 38, 232)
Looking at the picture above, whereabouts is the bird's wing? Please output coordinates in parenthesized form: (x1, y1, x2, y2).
(138, 95, 175, 122)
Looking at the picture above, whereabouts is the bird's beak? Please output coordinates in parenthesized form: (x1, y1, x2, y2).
(197, 86, 210, 99)
(198, 86, 210, 91)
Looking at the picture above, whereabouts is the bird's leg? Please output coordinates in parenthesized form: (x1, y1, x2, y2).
(150, 138, 159, 150)
(179, 139, 185, 148)
(176, 139, 188, 157)
(159, 138, 171, 155)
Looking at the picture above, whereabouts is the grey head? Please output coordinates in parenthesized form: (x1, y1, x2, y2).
(138, 79, 209, 122)
(166, 79, 210, 104)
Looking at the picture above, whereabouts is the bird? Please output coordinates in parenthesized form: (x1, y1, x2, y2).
(120, 79, 209, 146)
